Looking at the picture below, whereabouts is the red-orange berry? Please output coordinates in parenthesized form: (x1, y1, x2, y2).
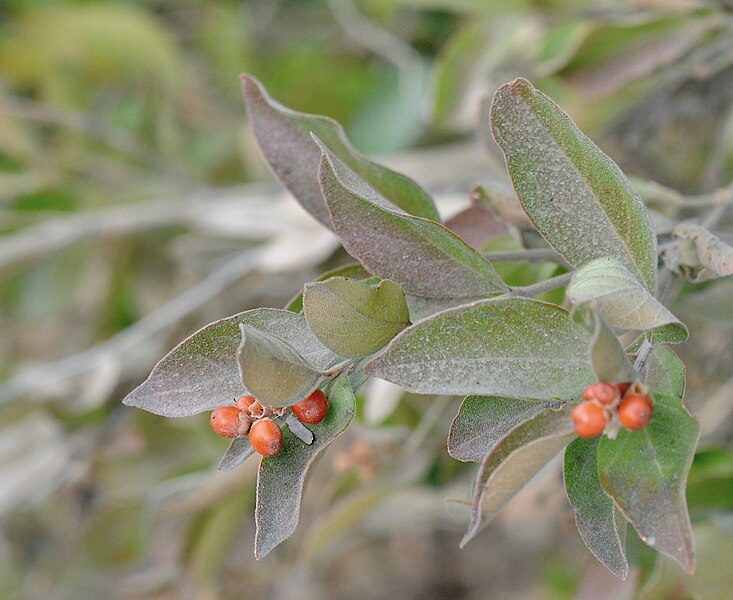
(618, 394, 653, 431)
(616, 383, 630, 397)
(210, 405, 247, 438)
(571, 401, 610, 439)
(292, 389, 329, 425)
(236, 394, 256, 412)
(249, 418, 284, 457)
(582, 382, 620, 406)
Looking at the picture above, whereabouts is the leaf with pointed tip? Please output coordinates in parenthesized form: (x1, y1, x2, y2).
(644, 346, 685, 398)
(237, 324, 324, 407)
(597, 393, 698, 573)
(564, 437, 629, 579)
(567, 257, 687, 342)
(254, 375, 356, 559)
(218, 437, 255, 472)
(365, 297, 595, 400)
(123, 309, 337, 417)
(491, 78, 657, 291)
(241, 75, 439, 227)
(317, 138, 508, 298)
(304, 277, 410, 358)
(448, 396, 561, 462)
(672, 223, 733, 282)
(591, 312, 637, 384)
(461, 404, 576, 547)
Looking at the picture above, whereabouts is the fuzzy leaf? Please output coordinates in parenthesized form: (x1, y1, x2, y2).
(564, 437, 629, 579)
(123, 309, 337, 417)
(491, 78, 657, 291)
(286, 263, 371, 313)
(237, 324, 324, 407)
(218, 437, 255, 472)
(591, 312, 637, 384)
(597, 393, 698, 573)
(254, 375, 356, 559)
(461, 404, 576, 547)
(673, 223, 733, 282)
(304, 277, 410, 358)
(567, 257, 688, 342)
(317, 137, 508, 298)
(448, 396, 561, 462)
(644, 346, 685, 398)
(241, 75, 439, 226)
(365, 297, 595, 399)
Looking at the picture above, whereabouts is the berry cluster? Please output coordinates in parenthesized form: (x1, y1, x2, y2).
(571, 381, 653, 439)
(209, 389, 329, 457)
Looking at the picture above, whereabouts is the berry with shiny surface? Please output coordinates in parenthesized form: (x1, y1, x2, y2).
(292, 389, 329, 425)
(249, 418, 284, 457)
(571, 401, 610, 438)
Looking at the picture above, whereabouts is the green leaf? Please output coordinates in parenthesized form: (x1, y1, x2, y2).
(364, 297, 595, 400)
(461, 404, 576, 547)
(123, 309, 337, 417)
(317, 137, 508, 298)
(564, 437, 629, 579)
(304, 277, 410, 358)
(254, 375, 356, 559)
(448, 396, 560, 462)
(286, 263, 371, 313)
(217, 437, 254, 472)
(644, 345, 685, 398)
(567, 257, 688, 342)
(591, 312, 637, 384)
(241, 75, 439, 226)
(491, 78, 657, 291)
(237, 324, 324, 407)
(598, 393, 699, 573)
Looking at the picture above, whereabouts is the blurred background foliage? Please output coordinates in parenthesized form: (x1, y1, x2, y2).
(1, 0, 733, 598)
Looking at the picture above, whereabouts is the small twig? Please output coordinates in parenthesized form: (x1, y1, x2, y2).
(483, 248, 569, 266)
(0, 249, 262, 404)
(509, 272, 573, 298)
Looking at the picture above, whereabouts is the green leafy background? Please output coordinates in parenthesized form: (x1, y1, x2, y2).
(1, 1, 733, 599)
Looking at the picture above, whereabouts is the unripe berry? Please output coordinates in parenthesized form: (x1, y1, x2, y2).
(236, 394, 256, 412)
(292, 389, 329, 425)
(583, 382, 620, 406)
(618, 394, 653, 431)
(249, 418, 284, 457)
(210, 405, 247, 438)
(571, 401, 610, 438)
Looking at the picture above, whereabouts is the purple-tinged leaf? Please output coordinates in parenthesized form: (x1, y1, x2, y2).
(448, 396, 560, 462)
(567, 257, 688, 343)
(218, 437, 255, 472)
(598, 393, 698, 573)
(461, 404, 576, 547)
(444, 203, 509, 250)
(491, 78, 657, 292)
(241, 75, 439, 227)
(591, 312, 637, 385)
(564, 437, 629, 579)
(316, 137, 508, 298)
(123, 309, 337, 417)
(237, 324, 324, 408)
(254, 375, 355, 559)
(365, 297, 595, 400)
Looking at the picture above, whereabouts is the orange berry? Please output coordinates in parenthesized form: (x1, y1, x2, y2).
(582, 382, 620, 406)
(616, 383, 630, 396)
(210, 405, 247, 438)
(249, 418, 284, 457)
(236, 394, 256, 412)
(292, 389, 329, 425)
(618, 395, 653, 431)
(571, 401, 610, 438)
